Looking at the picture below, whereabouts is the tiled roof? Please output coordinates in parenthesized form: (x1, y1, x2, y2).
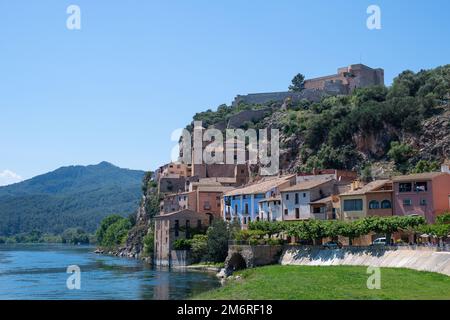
(340, 179, 391, 196)
(259, 196, 281, 203)
(392, 172, 449, 182)
(280, 178, 334, 192)
(224, 175, 295, 196)
(310, 195, 333, 204)
(197, 186, 235, 193)
(154, 209, 207, 219)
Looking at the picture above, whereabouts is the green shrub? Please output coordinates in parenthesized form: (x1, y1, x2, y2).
(190, 234, 208, 262)
(143, 230, 154, 257)
(205, 220, 230, 263)
(101, 218, 131, 247)
(173, 238, 192, 251)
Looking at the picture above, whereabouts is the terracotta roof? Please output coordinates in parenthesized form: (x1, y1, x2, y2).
(280, 178, 334, 192)
(340, 179, 391, 196)
(197, 177, 237, 184)
(310, 195, 333, 205)
(154, 209, 207, 219)
(392, 172, 448, 182)
(259, 196, 281, 203)
(224, 175, 295, 196)
(197, 186, 235, 193)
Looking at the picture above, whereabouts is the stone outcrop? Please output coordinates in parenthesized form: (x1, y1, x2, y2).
(410, 108, 450, 161)
(117, 193, 153, 260)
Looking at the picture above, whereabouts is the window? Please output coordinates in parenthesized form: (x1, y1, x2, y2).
(295, 193, 299, 205)
(399, 183, 412, 192)
(368, 200, 380, 209)
(197, 220, 202, 229)
(420, 199, 427, 206)
(415, 182, 428, 192)
(343, 199, 363, 211)
(303, 193, 306, 198)
(284, 209, 288, 216)
(243, 217, 247, 224)
(234, 204, 238, 214)
(403, 199, 412, 206)
(381, 200, 392, 209)
(185, 220, 190, 238)
(174, 220, 179, 237)
(295, 208, 300, 219)
(244, 203, 249, 214)
(286, 194, 289, 201)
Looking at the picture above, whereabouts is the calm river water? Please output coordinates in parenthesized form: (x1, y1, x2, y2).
(0, 244, 220, 300)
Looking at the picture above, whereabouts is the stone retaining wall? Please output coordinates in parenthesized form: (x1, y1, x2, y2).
(280, 246, 450, 276)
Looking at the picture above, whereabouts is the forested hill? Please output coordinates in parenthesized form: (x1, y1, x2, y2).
(0, 162, 145, 236)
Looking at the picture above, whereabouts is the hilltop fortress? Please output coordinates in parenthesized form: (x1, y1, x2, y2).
(232, 63, 384, 106)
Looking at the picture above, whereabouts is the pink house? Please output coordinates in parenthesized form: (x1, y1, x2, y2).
(392, 172, 450, 223)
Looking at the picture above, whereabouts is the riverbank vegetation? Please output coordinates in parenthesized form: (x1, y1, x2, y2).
(192, 265, 450, 300)
(96, 214, 133, 248)
(171, 220, 241, 264)
(0, 228, 93, 245)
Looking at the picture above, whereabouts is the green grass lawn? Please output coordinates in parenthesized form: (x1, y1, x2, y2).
(193, 265, 450, 300)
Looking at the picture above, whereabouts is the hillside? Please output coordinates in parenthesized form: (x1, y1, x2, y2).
(120, 64, 450, 258)
(191, 65, 450, 177)
(0, 162, 145, 236)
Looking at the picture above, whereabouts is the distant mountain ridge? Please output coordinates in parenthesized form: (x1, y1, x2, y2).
(0, 162, 145, 236)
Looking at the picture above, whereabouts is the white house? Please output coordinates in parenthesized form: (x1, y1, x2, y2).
(258, 196, 282, 221)
(280, 178, 335, 221)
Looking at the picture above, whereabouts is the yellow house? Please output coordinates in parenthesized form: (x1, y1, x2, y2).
(339, 180, 392, 221)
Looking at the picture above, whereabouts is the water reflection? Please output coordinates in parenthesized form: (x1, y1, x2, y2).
(0, 244, 220, 300)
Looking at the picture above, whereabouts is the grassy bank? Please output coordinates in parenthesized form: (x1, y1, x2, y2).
(192, 265, 450, 300)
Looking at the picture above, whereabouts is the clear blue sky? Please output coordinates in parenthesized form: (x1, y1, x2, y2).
(1, 0, 449, 185)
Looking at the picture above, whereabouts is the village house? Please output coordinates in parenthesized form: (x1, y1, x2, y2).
(339, 179, 393, 221)
(258, 196, 282, 222)
(280, 178, 336, 221)
(154, 209, 210, 266)
(392, 172, 450, 223)
(223, 175, 296, 227)
(154, 180, 235, 266)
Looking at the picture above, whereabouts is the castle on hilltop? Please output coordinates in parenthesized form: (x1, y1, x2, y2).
(232, 64, 384, 107)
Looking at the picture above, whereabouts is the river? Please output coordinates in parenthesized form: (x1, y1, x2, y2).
(0, 244, 220, 300)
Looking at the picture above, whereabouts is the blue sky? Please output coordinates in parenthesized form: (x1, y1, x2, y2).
(1, 0, 449, 185)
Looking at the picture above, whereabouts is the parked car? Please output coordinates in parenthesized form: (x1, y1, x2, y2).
(371, 237, 387, 246)
(322, 241, 343, 249)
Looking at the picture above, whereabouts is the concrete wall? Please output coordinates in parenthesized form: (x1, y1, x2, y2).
(280, 246, 450, 276)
